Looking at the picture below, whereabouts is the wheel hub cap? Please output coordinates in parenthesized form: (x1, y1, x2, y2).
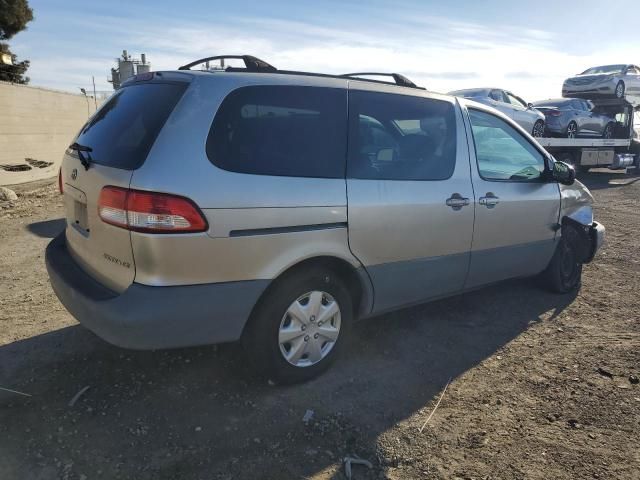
(278, 291, 341, 367)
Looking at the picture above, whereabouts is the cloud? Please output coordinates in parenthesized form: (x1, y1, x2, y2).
(11, 8, 640, 102)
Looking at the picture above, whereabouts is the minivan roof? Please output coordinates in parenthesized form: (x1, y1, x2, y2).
(173, 54, 426, 90)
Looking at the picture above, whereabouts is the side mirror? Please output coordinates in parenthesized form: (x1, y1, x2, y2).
(527, 103, 534, 109)
(552, 160, 576, 185)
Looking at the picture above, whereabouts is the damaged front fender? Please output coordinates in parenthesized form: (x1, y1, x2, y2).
(558, 181, 604, 263)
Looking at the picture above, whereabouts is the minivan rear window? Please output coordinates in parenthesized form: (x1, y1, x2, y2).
(207, 86, 347, 178)
(73, 83, 187, 170)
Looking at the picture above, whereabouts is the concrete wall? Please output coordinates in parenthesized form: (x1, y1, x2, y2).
(0, 81, 101, 185)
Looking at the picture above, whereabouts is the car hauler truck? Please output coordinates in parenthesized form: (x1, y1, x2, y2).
(537, 98, 638, 173)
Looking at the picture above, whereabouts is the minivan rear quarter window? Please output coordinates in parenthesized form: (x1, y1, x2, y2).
(74, 82, 187, 170)
(207, 86, 348, 178)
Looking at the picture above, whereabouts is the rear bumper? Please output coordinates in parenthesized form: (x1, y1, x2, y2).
(45, 233, 269, 349)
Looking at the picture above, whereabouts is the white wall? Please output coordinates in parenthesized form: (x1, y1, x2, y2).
(0, 81, 101, 185)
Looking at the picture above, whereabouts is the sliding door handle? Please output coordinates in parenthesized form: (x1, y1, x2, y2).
(479, 193, 500, 208)
(446, 193, 470, 211)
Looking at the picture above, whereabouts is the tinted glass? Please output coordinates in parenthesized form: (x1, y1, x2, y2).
(207, 86, 347, 178)
(75, 83, 187, 170)
(469, 109, 546, 182)
(489, 90, 505, 102)
(348, 91, 456, 181)
(449, 89, 487, 99)
(507, 93, 526, 107)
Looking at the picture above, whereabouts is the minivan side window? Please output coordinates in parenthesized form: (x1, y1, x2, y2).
(347, 91, 457, 181)
(468, 109, 546, 182)
(207, 86, 347, 178)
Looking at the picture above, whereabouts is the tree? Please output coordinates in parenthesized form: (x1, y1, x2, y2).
(0, 42, 29, 83)
(0, 0, 34, 84)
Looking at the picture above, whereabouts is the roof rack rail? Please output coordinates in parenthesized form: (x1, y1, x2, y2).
(340, 72, 421, 89)
(178, 55, 277, 72)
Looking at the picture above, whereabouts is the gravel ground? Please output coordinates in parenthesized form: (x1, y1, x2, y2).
(0, 171, 639, 480)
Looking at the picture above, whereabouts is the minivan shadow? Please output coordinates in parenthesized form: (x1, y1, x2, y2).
(25, 218, 66, 238)
(579, 169, 640, 190)
(0, 279, 576, 479)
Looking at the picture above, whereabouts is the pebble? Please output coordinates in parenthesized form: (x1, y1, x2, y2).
(0, 187, 18, 201)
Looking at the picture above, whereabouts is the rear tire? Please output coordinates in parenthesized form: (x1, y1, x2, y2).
(566, 121, 578, 139)
(603, 122, 614, 139)
(242, 267, 353, 384)
(542, 226, 583, 294)
(532, 120, 545, 138)
(615, 81, 625, 99)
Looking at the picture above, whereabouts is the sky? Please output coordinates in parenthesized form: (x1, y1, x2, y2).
(8, 0, 639, 101)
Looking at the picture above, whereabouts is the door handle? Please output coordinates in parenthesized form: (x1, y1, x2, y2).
(479, 193, 500, 208)
(445, 193, 470, 211)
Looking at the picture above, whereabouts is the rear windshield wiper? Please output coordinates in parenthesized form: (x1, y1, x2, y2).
(69, 142, 93, 170)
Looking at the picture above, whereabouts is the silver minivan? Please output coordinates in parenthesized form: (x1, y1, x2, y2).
(46, 56, 605, 383)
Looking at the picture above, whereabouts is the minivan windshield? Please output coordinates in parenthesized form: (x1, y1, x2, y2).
(73, 82, 187, 170)
(581, 65, 625, 75)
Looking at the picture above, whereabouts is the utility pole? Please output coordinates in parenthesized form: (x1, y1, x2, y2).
(92, 76, 97, 110)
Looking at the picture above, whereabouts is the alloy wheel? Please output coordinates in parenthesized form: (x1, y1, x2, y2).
(615, 81, 625, 99)
(566, 122, 577, 138)
(532, 121, 545, 138)
(278, 290, 341, 367)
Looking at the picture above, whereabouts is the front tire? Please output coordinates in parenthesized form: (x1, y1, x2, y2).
(532, 120, 545, 138)
(242, 267, 353, 384)
(615, 81, 625, 99)
(542, 226, 583, 293)
(603, 122, 614, 139)
(566, 121, 578, 139)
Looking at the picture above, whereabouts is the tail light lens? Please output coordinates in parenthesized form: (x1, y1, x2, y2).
(98, 186, 208, 233)
(548, 110, 562, 117)
(58, 168, 63, 194)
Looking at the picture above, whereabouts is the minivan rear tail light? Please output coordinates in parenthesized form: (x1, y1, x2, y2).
(98, 186, 208, 233)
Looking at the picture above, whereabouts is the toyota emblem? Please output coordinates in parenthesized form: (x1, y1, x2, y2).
(71, 168, 78, 180)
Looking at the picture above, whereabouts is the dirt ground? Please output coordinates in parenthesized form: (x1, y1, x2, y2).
(1, 171, 639, 480)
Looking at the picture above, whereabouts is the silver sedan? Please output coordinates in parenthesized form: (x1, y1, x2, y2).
(448, 88, 546, 137)
(562, 64, 640, 101)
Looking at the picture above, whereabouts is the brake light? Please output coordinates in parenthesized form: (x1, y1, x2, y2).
(58, 168, 63, 194)
(548, 110, 562, 117)
(98, 186, 208, 233)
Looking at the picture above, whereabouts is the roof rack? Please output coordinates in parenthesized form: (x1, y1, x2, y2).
(340, 72, 421, 89)
(177, 55, 424, 90)
(178, 55, 277, 72)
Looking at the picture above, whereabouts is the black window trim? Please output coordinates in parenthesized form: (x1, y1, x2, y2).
(346, 89, 458, 182)
(467, 107, 552, 184)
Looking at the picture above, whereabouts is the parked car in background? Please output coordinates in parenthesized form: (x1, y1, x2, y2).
(448, 88, 545, 137)
(45, 57, 605, 384)
(562, 64, 640, 100)
(532, 98, 616, 138)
